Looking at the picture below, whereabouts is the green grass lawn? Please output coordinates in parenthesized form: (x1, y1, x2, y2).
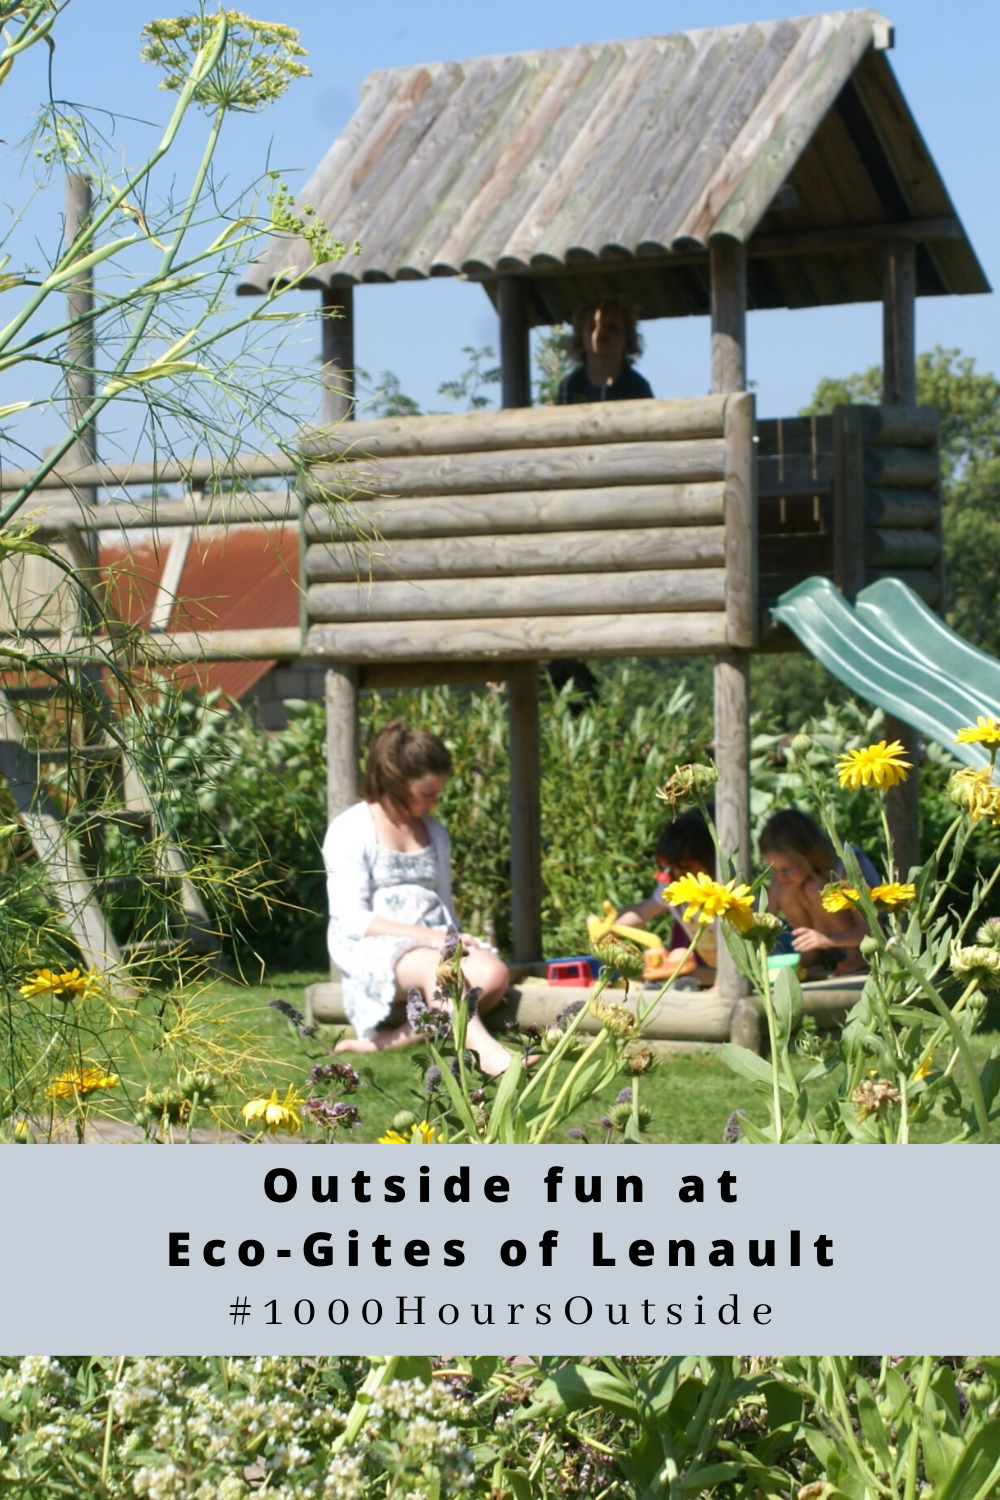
(117, 968, 1000, 1145)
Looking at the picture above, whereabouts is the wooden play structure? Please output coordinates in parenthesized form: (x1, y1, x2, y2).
(2, 12, 990, 1041)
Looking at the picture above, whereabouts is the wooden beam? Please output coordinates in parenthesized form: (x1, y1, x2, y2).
(882, 242, 917, 408)
(306, 524, 726, 584)
(751, 216, 963, 259)
(498, 278, 531, 409)
(307, 610, 729, 662)
(325, 665, 359, 824)
(722, 391, 756, 648)
(307, 437, 727, 500)
(711, 237, 750, 1003)
(321, 284, 355, 425)
(301, 395, 727, 460)
(308, 482, 726, 541)
(308, 568, 727, 621)
(832, 405, 868, 600)
(0, 452, 294, 493)
(65, 175, 97, 492)
(35, 492, 298, 534)
(508, 662, 542, 963)
(711, 239, 747, 396)
(884, 714, 920, 877)
(714, 654, 751, 1003)
(451, 217, 963, 285)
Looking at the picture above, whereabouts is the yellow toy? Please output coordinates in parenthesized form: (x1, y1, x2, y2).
(586, 901, 695, 981)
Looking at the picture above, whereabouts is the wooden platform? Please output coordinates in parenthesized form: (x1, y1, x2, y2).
(303, 974, 866, 1053)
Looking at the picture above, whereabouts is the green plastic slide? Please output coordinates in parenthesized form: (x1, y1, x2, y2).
(771, 576, 1000, 769)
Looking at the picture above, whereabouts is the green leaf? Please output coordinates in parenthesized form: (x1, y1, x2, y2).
(932, 1420, 1000, 1500)
(772, 965, 804, 1044)
(721, 1042, 792, 1092)
(393, 1357, 433, 1384)
(520, 1364, 639, 1424)
(854, 1376, 893, 1474)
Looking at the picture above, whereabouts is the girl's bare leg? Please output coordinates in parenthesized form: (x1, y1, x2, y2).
(336, 944, 515, 1075)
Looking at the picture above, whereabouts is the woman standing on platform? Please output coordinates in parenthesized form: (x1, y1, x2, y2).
(323, 720, 514, 1074)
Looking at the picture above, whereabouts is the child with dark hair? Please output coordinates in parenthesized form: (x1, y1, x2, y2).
(556, 299, 653, 404)
(614, 809, 719, 976)
(759, 808, 879, 975)
(323, 719, 512, 1073)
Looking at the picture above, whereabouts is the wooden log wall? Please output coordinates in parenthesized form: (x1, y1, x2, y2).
(833, 405, 941, 604)
(759, 404, 941, 610)
(303, 395, 756, 663)
(757, 414, 834, 607)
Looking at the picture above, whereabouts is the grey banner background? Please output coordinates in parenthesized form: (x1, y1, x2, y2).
(0, 1144, 992, 1352)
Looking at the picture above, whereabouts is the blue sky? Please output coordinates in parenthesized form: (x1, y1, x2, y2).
(4, 0, 998, 437)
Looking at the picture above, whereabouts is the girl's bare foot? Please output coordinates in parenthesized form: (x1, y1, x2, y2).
(333, 1021, 417, 1054)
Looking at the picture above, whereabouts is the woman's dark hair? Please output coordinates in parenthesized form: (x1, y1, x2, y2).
(362, 719, 452, 814)
(655, 808, 715, 872)
(759, 808, 837, 879)
(568, 298, 644, 363)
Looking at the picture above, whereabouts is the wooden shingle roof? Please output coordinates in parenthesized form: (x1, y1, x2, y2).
(240, 9, 988, 322)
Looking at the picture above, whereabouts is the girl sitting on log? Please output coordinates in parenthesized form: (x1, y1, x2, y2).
(613, 809, 719, 980)
(759, 809, 879, 976)
(323, 720, 514, 1074)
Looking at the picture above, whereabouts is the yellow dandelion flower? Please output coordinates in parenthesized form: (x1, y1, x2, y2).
(870, 881, 916, 908)
(19, 966, 96, 1001)
(377, 1120, 440, 1144)
(660, 871, 755, 932)
(955, 716, 1000, 748)
(46, 1065, 118, 1100)
(950, 767, 1000, 825)
(913, 1057, 933, 1081)
(836, 740, 912, 791)
(821, 882, 862, 913)
(242, 1086, 302, 1135)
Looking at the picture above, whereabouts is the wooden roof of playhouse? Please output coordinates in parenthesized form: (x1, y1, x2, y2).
(241, 8, 988, 320)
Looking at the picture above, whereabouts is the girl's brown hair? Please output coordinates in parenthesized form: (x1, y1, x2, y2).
(759, 809, 838, 880)
(362, 719, 452, 814)
(568, 298, 644, 363)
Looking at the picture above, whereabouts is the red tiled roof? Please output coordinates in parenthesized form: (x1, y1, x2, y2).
(100, 523, 300, 702)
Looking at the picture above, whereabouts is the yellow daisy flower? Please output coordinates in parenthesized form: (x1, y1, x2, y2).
(46, 1065, 118, 1100)
(660, 871, 755, 932)
(19, 966, 96, 1001)
(821, 882, 862, 913)
(836, 740, 912, 791)
(870, 881, 916, 908)
(955, 716, 1000, 748)
(242, 1086, 302, 1135)
(377, 1120, 440, 1144)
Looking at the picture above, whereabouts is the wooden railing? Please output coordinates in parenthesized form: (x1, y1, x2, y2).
(302, 394, 756, 664)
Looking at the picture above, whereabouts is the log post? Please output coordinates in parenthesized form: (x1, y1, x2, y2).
(325, 665, 360, 824)
(498, 278, 531, 409)
(710, 238, 747, 394)
(65, 175, 97, 483)
(882, 241, 917, 407)
(882, 240, 920, 874)
(710, 236, 750, 1003)
(499, 277, 539, 959)
(508, 662, 542, 963)
(321, 284, 355, 425)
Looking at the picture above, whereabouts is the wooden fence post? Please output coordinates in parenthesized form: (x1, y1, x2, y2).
(499, 278, 531, 410)
(325, 665, 359, 825)
(710, 237, 750, 1004)
(508, 662, 542, 963)
(322, 284, 354, 425)
(882, 240, 920, 874)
